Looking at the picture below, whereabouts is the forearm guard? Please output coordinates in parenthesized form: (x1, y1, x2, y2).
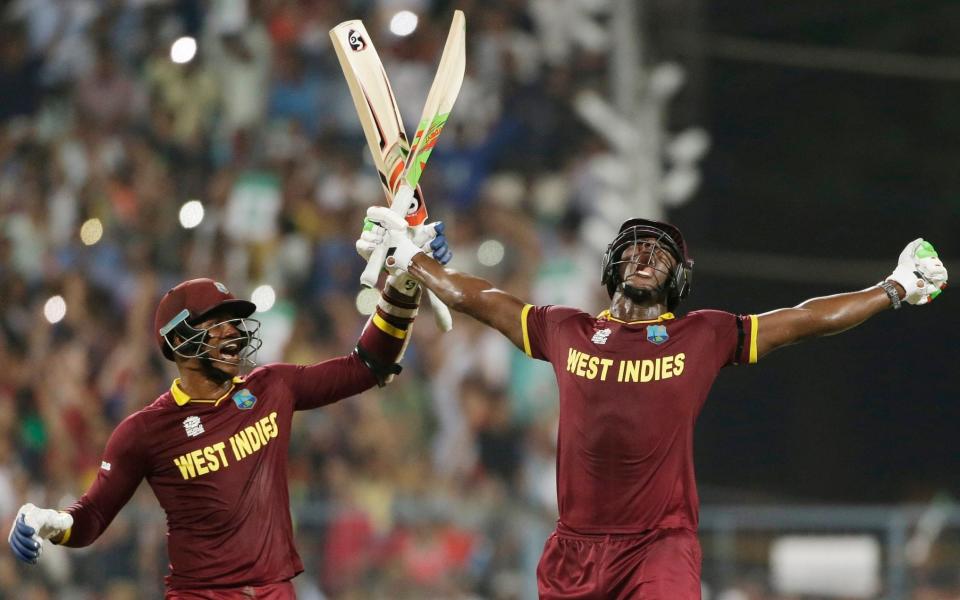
(354, 283, 421, 386)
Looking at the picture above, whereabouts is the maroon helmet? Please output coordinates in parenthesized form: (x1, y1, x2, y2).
(154, 279, 258, 361)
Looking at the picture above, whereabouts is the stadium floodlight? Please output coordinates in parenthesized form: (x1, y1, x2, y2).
(389, 11, 418, 36)
(170, 36, 197, 64)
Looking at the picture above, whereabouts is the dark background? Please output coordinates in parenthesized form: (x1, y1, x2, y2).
(662, 0, 960, 501)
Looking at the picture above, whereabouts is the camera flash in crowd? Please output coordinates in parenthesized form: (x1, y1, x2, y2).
(179, 200, 205, 229)
(251, 285, 276, 313)
(44, 295, 67, 324)
(389, 11, 418, 37)
(170, 36, 197, 64)
(79, 218, 103, 245)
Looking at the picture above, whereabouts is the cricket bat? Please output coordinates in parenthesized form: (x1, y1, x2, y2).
(330, 11, 466, 332)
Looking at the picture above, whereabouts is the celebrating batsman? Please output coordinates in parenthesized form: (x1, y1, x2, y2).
(358, 209, 947, 599)
(7, 224, 450, 598)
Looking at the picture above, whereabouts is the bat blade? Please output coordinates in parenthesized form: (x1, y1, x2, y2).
(329, 20, 428, 226)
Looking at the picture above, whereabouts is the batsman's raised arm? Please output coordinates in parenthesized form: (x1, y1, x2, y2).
(754, 238, 948, 359)
(358, 207, 528, 350)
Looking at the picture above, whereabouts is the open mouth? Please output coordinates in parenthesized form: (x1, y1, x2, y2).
(219, 341, 243, 360)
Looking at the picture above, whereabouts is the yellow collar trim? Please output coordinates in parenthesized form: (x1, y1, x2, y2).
(170, 376, 245, 407)
(598, 310, 675, 325)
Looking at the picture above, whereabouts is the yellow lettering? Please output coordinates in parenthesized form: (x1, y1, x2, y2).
(674, 353, 685, 376)
(269, 412, 278, 438)
(599, 358, 614, 381)
(259, 416, 272, 439)
(255, 421, 269, 446)
(202, 445, 220, 472)
(586, 356, 599, 379)
(640, 360, 654, 383)
(626, 360, 641, 383)
(617, 360, 626, 382)
(234, 430, 252, 457)
(173, 455, 196, 480)
(661, 356, 673, 380)
(191, 449, 208, 475)
(212, 442, 229, 468)
(575, 353, 588, 377)
(229, 435, 242, 460)
(244, 426, 262, 451)
(567, 348, 580, 373)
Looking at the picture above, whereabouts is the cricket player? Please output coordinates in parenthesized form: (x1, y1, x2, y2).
(7, 226, 451, 598)
(357, 209, 948, 599)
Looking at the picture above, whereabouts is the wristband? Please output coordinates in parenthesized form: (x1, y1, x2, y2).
(879, 280, 902, 310)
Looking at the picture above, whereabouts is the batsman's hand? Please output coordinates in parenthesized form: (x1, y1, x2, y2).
(8, 503, 72, 564)
(356, 206, 453, 268)
(887, 238, 948, 305)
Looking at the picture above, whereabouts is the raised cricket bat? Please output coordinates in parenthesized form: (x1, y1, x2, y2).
(330, 11, 466, 331)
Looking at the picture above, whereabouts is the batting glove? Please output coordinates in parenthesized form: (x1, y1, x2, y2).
(411, 222, 453, 265)
(357, 207, 452, 266)
(8, 503, 73, 564)
(887, 238, 948, 305)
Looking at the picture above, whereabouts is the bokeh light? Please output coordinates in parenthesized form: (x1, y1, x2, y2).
(251, 285, 276, 312)
(179, 200, 204, 229)
(43, 295, 67, 324)
(390, 11, 418, 36)
(355, 288, 379, 315)
(79, 218, 103, 246)
(170, 36, 197, 64)
(477, 239, 505, 267)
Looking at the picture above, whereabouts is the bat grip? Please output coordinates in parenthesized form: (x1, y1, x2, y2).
(427, 289, 453, 332)
(360, 185, 416, 288)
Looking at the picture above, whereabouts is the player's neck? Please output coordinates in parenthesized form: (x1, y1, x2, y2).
(177, 364, 235, 400)
(609, 294, 668, 322)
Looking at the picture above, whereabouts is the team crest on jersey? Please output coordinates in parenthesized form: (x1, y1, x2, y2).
(646, 324, 669, 345)
(591, 328, 613, 345)
(183, 416, 204, 438)
(232, 389, 257, 410)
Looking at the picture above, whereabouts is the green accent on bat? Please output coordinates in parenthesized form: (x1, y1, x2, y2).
(917, 241, 938, 259)
(363, 218, 376, 232)
(405, 112, 451, 186)
(930, 289, 942, 300)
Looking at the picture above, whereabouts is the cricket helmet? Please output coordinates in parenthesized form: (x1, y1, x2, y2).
(154, 278, 259, 362)
(600, 218, 694, 310)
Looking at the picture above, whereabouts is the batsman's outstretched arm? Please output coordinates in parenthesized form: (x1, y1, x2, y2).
(755, 238, 948, 360)
(408, 254, 528, 350)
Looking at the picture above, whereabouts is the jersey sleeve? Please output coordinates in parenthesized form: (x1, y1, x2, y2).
(693, 309, 758, 369)
(520, 305, 585, 363)
(269, 356, 378, 411)
(61, 413, 148, 547)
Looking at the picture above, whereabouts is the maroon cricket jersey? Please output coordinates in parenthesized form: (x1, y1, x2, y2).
(62, 358, 376, 590)
(521, 305, 757, 534)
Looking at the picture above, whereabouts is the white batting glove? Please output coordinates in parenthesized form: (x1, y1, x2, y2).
(357, 206, 424, 277)
(887, 238, 948, 305)
(8, 503, 73, 564)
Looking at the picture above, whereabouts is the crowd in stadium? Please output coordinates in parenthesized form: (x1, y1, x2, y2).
(0, 1, 600, 598)
(1, 1, 956, 599)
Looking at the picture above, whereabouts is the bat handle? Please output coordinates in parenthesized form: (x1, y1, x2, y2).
(427, 289, 453, 332)
(359, 186, 416, 288)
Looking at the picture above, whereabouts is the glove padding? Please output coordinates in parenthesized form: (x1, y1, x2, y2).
(8, 503, 73, 564)
(356, 206, 452, 273)
(887, 238, 948, 305)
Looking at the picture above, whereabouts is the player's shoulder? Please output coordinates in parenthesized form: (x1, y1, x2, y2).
(682, 308, 736, 323)
(529, 304, 592, 325)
